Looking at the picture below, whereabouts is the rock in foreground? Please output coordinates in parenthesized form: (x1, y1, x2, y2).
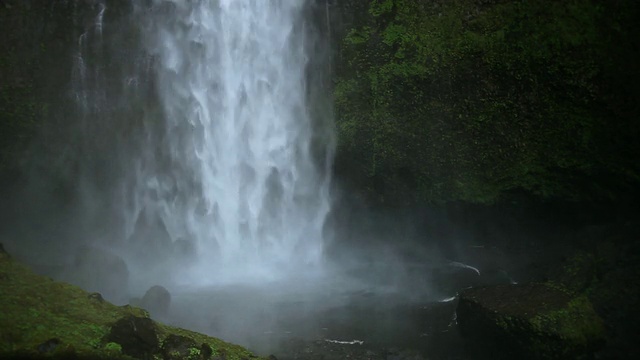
(457, 283, 605, 360)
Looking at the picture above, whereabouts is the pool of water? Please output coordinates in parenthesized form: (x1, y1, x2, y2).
(165, 261, 474, 358)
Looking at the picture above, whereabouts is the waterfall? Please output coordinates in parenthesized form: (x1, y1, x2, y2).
(71, 0, 333, 287)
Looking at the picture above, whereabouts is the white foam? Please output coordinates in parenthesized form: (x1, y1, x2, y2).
(133, 0, 332, 284)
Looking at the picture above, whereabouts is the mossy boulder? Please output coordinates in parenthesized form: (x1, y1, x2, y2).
(160, 334, 214, 360)
(0, 243, 262, 360)
(106, 315, 160, 359)
(457, 283, 605, 359)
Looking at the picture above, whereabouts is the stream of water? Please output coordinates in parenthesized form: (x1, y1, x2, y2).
(72, 0, 332, 288)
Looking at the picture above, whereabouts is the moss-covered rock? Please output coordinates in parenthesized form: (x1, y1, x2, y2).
(0, 244, 262, 360)
(106, 315, 160, 359)
(457, 283, 605, 359)
(160, 334, 210, 360)
(549, 227, 640, 359)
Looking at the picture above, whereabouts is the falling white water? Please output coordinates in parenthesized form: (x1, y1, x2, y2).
(115, 0, 331, 285)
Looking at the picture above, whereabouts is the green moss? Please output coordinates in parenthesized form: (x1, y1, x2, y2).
(333, 0, 640, 204)
(0, 251, 262, 360)
(467, 283, 605, 359)
(188, 347, 201, 359)
(530, 295, 605, 345)
(523, 295, 605, 358)
(104, 342, 122, 353)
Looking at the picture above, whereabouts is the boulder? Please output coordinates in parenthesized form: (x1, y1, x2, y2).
(36, 338, 61, 353)
(140, 285, 171, 318)
(457, 283, 605, 360)
(160, 334, 212, 360)
(105, 315, 160, 359)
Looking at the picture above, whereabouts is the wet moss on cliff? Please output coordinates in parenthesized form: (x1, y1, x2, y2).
(0, 0, 79, 172)
(332, 0, 640, 204)
(0, 3, 42, 170)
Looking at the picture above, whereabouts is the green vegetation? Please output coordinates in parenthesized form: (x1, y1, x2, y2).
(529, 294, 604, 347)
(0, 248, 261, 360)
(1, 6, 35, 168)
(460, 282, 605, 359)
(0, 1, 73, 173)
(333, 0, 640, 204)
(104, 342, 123, 354)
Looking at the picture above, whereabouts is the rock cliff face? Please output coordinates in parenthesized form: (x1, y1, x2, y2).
(328, 0, 640, 205)
(0, 0, 74, 170)
(0, 1, 139, 189)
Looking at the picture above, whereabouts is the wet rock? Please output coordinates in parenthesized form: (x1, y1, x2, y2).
(37, 338, 61, 353)
(105, 315, 159, 359)
(159, 335, 215, 360)
(200, 343, 213, 359)
(161, 334, 196, 360)
(213, 348, 228, 360)
(141, 285, 171, 318)
(457, 283, 605, 360)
